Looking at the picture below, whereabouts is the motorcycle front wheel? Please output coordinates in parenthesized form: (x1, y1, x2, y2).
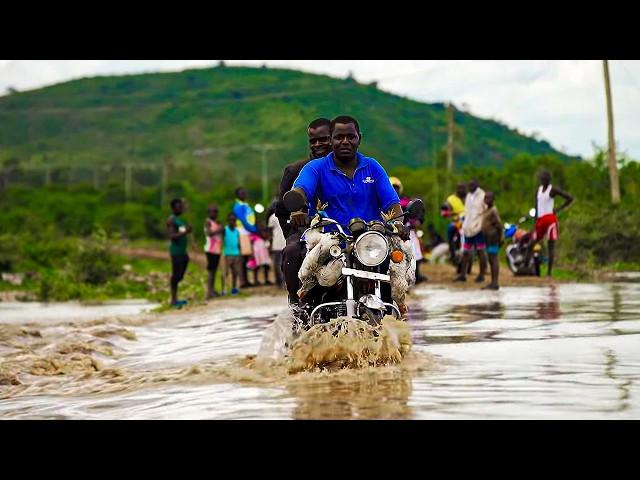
(505, 246, 518, 274)
(358, 306, 384, 327)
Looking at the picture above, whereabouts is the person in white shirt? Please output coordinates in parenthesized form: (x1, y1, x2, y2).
(530, 170, 573, 277)
(454, 178, 488, 283)
(267, 209, 286, 288)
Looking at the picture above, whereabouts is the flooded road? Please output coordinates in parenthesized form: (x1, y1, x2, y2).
(1, 282, 639, 419)
(0, 300, 159, 325)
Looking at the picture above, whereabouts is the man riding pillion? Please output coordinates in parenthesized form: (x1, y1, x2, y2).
(285, 115, 409, 310)
(275, 118, 333, 239)
(277, 118, 333, 305)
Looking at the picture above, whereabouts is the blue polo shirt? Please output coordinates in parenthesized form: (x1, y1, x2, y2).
(293, 152, 400, 228)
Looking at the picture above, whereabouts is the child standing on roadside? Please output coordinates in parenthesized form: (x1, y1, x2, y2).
(481, 191, 503, 290)
(223, 213, 242, 295)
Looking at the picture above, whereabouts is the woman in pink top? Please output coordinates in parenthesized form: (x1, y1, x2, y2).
(204, 205, 224, 299)
(248, 224, 273, 286)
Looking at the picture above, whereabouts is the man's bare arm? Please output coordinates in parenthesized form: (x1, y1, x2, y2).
(493, 210, 504, 243)
(167, 218, 183, 240)
(386, 203, 404, 222)
(551, 187, 574, 214)
(167, 218, 191, 240)
(384, 203, 410, 240)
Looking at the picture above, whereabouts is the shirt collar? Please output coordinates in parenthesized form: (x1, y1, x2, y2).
(328, 152, 369, 173)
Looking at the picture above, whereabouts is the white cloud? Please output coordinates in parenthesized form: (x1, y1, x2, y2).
(1, 60, 638, 159)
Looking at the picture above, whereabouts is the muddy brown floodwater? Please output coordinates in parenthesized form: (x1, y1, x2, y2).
(1, 281, 640, 419)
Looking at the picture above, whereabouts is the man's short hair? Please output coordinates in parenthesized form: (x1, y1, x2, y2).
(331, 115, 361, 135)
(235, 187, 244, 196)
(170, 198, 183, 208)
(308, 118, 331, 130)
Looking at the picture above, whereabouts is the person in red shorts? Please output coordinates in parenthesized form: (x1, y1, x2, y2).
(531, 171, 574, 277)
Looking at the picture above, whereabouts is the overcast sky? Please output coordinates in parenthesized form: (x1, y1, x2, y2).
(1, 60, 638, 159)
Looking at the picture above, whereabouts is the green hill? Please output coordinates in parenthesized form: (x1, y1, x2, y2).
(0, 65, 576, 178)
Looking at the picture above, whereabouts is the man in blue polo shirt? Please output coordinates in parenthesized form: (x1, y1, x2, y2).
(290, 115, 403, 230)
(284, 115, 405, 307)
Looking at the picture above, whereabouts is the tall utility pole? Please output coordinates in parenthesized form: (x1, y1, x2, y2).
(435, 103, 458, 196)
(446, 102, 454, 175)
(250, 144, 279, 207)
(603, 60, 620, 204)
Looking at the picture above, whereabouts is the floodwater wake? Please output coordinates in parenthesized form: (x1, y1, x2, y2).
(288, 316, 413, 372)
(1, 303, 436, 413)
(256, 312, 415, 370)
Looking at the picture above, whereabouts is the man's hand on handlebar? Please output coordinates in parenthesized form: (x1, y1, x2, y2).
(393, 221, 410, 241)
(290, 210, 311, 227)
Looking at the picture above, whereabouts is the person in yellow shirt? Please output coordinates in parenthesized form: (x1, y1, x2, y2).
(446, 184, 466, 223)
(443, 183, 467, 266)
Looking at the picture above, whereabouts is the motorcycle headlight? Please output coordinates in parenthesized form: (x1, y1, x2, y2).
(354, 231, 389, 267)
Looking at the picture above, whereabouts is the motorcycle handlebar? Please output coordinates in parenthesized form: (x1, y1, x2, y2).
(307, 215, 404, 239)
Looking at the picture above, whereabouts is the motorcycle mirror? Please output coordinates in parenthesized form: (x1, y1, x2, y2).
(348, 217, 367, 235)
(529, 208, 537, 218)
(406, 198, 425, 220)
(368, 220, 386, 233)
(283, 189, 306, 212)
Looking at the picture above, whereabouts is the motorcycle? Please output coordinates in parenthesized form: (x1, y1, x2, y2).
(283, 189, 423, 331)
(504, 208, 543, 276)
(440, 205, 471, 275)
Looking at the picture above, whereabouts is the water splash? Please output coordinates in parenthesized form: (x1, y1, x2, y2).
(288, 316, 412, 373)
(256, 311, 294, 363)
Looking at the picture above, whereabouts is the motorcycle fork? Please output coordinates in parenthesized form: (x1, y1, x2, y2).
(346, 275, 356, 317)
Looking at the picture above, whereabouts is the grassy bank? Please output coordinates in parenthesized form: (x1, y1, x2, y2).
(0, 255, 231, 305)
(2, 243, 636, 306)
